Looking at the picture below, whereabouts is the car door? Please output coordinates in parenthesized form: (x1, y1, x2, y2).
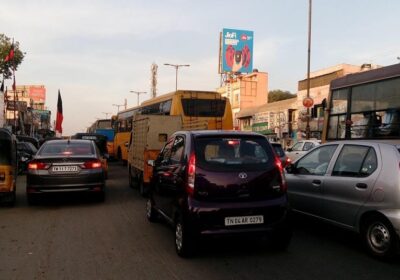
(286, 144, 338, 217)
(153, 135, 185, 219)
(320, 143, 379, 228)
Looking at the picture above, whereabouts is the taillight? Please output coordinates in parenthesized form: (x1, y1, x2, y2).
(276, 156, 287, 192)
(186, 153, 196, 196)
(28, 161, 50, 170)
(81, 160, 102, 169)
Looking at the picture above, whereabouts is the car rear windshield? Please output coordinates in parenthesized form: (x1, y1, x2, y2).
(272, 144, 285, 157)
(39, 142, 95, 156)
(194, 136, 275, 171)
(0, 139, 12, 164)
(181, 99, 226, 117)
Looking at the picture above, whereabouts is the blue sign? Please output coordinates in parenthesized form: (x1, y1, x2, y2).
(221, 28, 254, 73)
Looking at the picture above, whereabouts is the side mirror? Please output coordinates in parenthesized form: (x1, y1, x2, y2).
(285, 163, 295, 174)
(147, 159, 155, 167)
(124, 142, 129, 148)
(286, 148, 292, 152)
(103, 153, 110, 160)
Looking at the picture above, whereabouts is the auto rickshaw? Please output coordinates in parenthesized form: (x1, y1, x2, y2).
(0, 128, 18, 206)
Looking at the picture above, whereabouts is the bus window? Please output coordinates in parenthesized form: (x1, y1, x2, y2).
(181, 99, 226, 117)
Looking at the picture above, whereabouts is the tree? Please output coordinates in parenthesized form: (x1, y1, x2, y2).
(268, 89, 296, 103)
(0, 34, 25, 79)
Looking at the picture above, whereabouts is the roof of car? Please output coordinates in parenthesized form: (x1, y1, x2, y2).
(176, 130, 266, 137)
(42, 139, 94, 145)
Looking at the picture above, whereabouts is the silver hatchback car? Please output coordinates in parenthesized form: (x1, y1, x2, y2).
(285, 140, 400, 259)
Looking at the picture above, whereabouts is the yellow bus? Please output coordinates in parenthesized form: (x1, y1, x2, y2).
(113, 90, 233, 164)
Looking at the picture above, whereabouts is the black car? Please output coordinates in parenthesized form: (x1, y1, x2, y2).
(17, 141, 38, 173)
(26, 139, 106, 204)
(147, 130, 292, 257)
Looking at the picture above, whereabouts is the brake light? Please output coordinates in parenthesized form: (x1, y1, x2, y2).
(81, 160, 102, 169)
(275, 156, 287, 192)
(28, 162, 50, 170)
(186, 153, 196, 196)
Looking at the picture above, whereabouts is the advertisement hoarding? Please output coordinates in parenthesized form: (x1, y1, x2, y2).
(29, 86, 46, 103)
(220, 28, 254, 74)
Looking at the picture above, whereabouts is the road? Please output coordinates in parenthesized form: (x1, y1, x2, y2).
(1, 162, 399, 280)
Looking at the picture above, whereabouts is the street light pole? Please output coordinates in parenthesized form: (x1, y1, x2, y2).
(129, 91, 147, 106)
(164, 63, 190, 92)
(306, 0, 312, 140)
(102, 112, 112, 119)
(112, 104, 123, 113)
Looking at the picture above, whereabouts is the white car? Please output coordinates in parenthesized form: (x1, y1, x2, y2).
(285, 139, 321, 162)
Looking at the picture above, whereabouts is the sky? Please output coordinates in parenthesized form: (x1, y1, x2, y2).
(1, 0, 400, 135)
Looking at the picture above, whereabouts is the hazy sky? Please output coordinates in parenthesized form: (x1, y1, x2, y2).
(2, 0, 400, 135)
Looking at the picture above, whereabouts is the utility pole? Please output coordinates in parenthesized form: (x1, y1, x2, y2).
(130, 91, 147, 106)
(112, 104, 124, 113)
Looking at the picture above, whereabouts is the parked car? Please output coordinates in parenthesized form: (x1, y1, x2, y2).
(147, 130, 292, 257)
(285, 139, 320, 162)
(270, 142, 290, 168)
(285, 140, 400, 259)
(17, 141, 38, 174)
(26, 139, 106, 204)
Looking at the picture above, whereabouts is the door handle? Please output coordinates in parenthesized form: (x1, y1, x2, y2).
(356, 183, 368, 189)
(312, 179, 321, 186)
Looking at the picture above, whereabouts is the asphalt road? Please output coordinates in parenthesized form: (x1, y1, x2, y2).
(1, 162, 399, 280)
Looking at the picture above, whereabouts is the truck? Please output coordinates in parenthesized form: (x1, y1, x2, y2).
(127, 114, 182, 196)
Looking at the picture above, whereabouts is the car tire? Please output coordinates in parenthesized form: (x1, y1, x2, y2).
(139, 173, 148, 197)
(96, 191, 105, 202)
(27, 193, 38, 205)
(363, 215, 399, 259)
(175, 217, 196, 258)
(128, 166, 135, 189)
(269, 221, 292, 250)
(146, 198, 158, 222)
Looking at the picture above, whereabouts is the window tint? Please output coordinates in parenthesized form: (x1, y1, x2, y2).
(170, 136, 184, 163)
(159, 139, 173, 162)
(332, 145, 376, 177)
(40, 142, 95, 156)
(303, 142, 314, 151)
(295, 145, 338, 175)
(181, 99, 226, 117)
(195, 136, 274, 171)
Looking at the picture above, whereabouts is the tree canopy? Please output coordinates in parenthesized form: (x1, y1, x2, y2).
(268, 89, 296, 103)
(0, 34, 25, 79)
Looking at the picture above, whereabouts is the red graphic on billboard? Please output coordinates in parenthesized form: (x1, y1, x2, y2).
(29, 86, 46, 103)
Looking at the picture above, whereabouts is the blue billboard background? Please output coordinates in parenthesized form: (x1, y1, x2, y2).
(221, 28, 254, 73)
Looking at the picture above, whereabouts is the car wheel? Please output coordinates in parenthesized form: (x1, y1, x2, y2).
(27, 193, 38, 205)
(128, 166, 135, 188)
(175, 217, 196, 258)
(139, 174, 148, 197)
(364, 216, 398, 259)
(96, 191, 105, 202)
(146, 198, 158, 222)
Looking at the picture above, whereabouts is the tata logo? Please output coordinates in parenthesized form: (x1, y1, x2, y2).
(238, 172, 248, 179)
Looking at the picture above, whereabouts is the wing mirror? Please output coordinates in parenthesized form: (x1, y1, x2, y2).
(285, 163, 295, 174)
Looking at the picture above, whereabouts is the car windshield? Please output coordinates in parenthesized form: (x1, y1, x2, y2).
(39, 142, 95, 156)
(194, 136, 274, 171)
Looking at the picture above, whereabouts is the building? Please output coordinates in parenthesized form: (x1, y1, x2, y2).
(4, 85, 51, 136)
(217, 71, 268, 129)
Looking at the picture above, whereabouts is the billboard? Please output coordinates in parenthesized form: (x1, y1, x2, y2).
(29, 85, 46, 103)
(220, 28, 254, 74)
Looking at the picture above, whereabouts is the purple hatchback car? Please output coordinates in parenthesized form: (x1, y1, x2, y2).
(147, 130, 292, 257)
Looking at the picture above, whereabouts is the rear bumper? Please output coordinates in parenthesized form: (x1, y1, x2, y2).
(185, 195, 290, 236)
(26, 172, 105, 194)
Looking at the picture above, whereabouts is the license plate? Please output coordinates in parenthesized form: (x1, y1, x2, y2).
(224, 215, 264, 226)
(51, 166, 79, 173)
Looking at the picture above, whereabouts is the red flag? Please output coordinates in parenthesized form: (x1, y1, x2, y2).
(55, 90, 63, 134)
(4, 43, 15, 62)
